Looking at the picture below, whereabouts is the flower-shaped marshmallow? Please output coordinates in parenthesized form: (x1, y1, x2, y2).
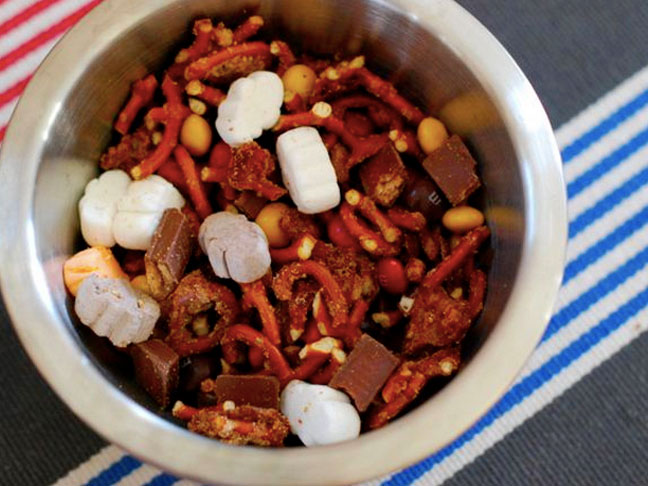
(215, 71, 284, 147)
(74, 274, 160, 347)
(198, 211, 271, 283)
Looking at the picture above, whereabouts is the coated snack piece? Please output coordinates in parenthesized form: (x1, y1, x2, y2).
(63, 246, 127, 296)
(203, 375, 280, 409)
(421, 135, 481, 206)
(329, 334, 400, 412)
(113, 174, 185, 250)
(74, 274, 160, 347)
(215, 71, 284, 146)
(276, 126, 340, 214)
(358, 144, 407, 207)
(145, 208, 194, 299)
(280, 380, 360, 446)
(131, 339, 180, 408)
(198, 211, 271, 283)
(401, 168, 448, 222)
(78, 169, 131, 247)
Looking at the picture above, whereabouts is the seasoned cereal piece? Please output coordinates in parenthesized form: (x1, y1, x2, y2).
(228, 142, 287, 201)
(359, 144, 407, 207)
(100, 127, 153, 172)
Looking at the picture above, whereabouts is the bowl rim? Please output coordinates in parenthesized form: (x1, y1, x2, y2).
(0, 0, 566, 484)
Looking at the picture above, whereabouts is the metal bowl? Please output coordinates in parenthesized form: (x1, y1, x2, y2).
(0, 0, 566, 484)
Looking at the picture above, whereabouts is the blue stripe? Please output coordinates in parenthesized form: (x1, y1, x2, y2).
(144, 473, 178, 486)
(382, 285, 648, 486)
(570, 162, 648, 239)
(567, 125, 648, 199)
(565, 205, 648, 285)
(561, 88, 648, 163)
(542, 244, 648, 342)
(85, 456, 141, 486)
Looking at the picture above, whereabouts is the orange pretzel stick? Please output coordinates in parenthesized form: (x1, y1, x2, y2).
(339, 201, 399, 256)
(269, 234, 318, 265)
(295, 337, 346, 384)
(173, 146, 213, 220)
(270, 40, 296, 76)
(302, 318, 323, 343)
(346, 189, 402, 244)
(185, 80, 226, 106)
(389, 129, 424, 158)
(421, 225, 490, 290)
(131, 76, 190, 180)
(185, 41, 272, 80)
(175, 19, 214, 66)
(273, 102, 389, 166)
(312, 293, 365, 348)
(372, 310, 403, 329)
(368, 348, 460, 429)
(173, 400, 290, 447)
(468, 269, 487, 319)
(313, 56, 425, 124)
(387, 207, 426, 232)
(233, 15, 264, 44)
(157, 158, 189, 193)
(273, 260, 349, 328)
(405, 257, 426, 283)
(287, 281, 318, 343)
(167, 270, 241, 356)
(114, 74, 158, 135)
(241, 280, 282, 347)
(221, 324, 294, 384)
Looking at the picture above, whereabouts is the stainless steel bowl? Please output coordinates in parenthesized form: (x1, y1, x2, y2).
(0, 0, 566, 484)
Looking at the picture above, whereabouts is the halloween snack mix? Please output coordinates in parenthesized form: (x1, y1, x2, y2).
(64, 14, 490, 447)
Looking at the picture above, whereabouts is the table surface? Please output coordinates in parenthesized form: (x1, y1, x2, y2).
(1, 0, 648, 485)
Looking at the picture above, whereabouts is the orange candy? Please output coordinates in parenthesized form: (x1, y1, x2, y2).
(63, 246, 127, 296)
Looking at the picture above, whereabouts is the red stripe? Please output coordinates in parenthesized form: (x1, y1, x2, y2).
(0, 75, 32, 107)
(0, 124, 6, 143)
(0, 0, 66, 37)
(0, 0, 103, 73)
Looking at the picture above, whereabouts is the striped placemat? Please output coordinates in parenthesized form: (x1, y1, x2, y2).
(1, 1, 647, 485)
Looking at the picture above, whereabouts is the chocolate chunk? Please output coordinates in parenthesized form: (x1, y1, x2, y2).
(131, 339, 179, 407)
(422, 135, 481, 206)
(359, 144, 407, 207)
(204, 375, 281, 409)
(179, 354, 219, 393)
(145, 208, 194, 299)
(330, 334, 400, 412)
(401, 168, 448, 222)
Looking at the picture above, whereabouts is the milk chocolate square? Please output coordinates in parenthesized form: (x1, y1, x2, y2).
(131, 339, 179, 408)
(207, 375, 280, 409)
(359, 144, 407, 207)
(145, 208, 194, 299)
(422, 135, 481, 206)
(330, 334, 400, 412)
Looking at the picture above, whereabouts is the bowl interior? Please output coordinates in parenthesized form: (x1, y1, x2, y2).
(36, 0, 522, 416)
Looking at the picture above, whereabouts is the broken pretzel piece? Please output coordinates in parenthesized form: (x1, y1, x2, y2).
(367, 347, 460, 429)
(172, 400, 290, 447)
(114, 74, 158, 135)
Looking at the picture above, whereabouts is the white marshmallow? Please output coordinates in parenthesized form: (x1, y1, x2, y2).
(78, 170, 131, 247)
(198, 212, 271, 283)
(215, 71, 284, 147)
(74, 274, 160, 347)
(280, 380, 360, 447)
(112, 175, 185, 250)
(276, 127, 340, 214)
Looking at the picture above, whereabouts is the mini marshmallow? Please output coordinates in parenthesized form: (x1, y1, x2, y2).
(74, 274, 160, 347)
(215, 71, 284, 147)
(112, 175, 185, 250)
(276, 127, 340, 214)
(198, 212, 271, 283)
(280, 380, 360, 447)
(79, 169, 131, 247)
